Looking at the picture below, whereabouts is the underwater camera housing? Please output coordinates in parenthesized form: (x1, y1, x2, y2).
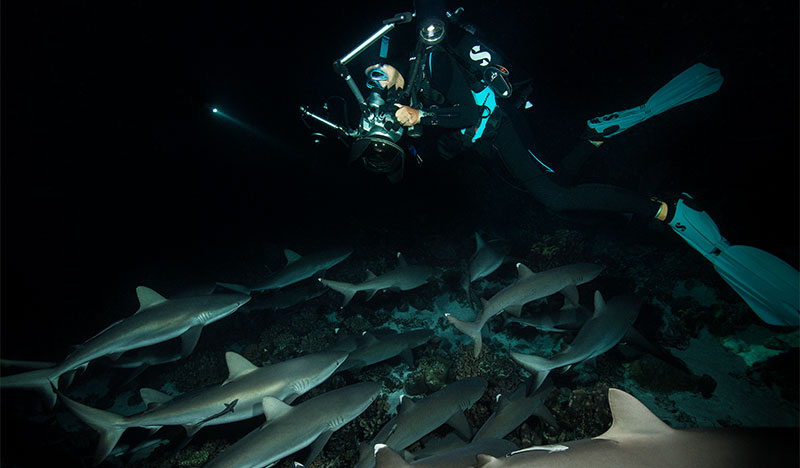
(348, 91, 405, 180)
(299, 11, 414, 183)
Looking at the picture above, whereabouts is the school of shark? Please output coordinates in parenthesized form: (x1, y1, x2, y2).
(1, 232, 798, 467)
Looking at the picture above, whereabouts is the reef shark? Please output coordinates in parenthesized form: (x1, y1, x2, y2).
(372, 438, 518, 468)
(510, 291, 640, 381)
(55, 350, 347, 465)
(446, 263, 603, 357)
(217, 247, 352, 294)
(336, 328, 435, 373)
(472, 388, 798, 468)
(472, 378, 556, 442)
(462, 233, 511, 305)
(355, 377, 488, 468)
(1, 287, 250, 407)
(319, 252, 434, 307)
(204, 381, 381, 468)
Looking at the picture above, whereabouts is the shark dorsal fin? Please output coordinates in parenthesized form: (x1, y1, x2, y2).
(261, 396, 293, 424)
(396, 252, 408, 268)
(284, 249, 302, 264)
(135, 286, 168, 312)
(140, 387, 172, 408)
(222, 351, 258, 385)
(374, 444, 412, 468)
(365, 269, 378, 281)
(595, 388, 673, 441)
(474, 232, 486, 251)
(398, 395, 416, 414)
(593, 290, 607, 317)
(516, 263, 535, 280)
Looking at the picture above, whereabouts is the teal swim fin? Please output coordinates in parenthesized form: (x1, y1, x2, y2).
(587, 63, 724, 138)
(669, 198, 799, 326)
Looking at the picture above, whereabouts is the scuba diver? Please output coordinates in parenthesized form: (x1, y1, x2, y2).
(302, 1, 799, 326)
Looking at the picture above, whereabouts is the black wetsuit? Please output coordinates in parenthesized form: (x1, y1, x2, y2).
(416, 48, 661, 218)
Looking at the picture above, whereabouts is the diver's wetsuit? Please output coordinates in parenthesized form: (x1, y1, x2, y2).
(417, 48, 660, 218)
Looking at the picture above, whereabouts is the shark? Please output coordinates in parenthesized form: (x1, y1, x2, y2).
(471, 388, 798, 468)
(204, 381, 381, 468)
(446, 263, 604, 357)
(472, 378, 556, 442)
(372, 438, 518, 468)
(318, 252, 434, 307)
(217, 247, 352, 294)
(55, 350, 348, 465)
(462, 233, 512, 305)
(355, 377, 488, 468)
(510, 291, 640, 381)
(1, 287, 250, 407)
(336, 328, 434, 373)
(504, 304, 593, 333)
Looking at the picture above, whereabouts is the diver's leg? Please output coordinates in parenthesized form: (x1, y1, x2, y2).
(492, 117, 661, 217)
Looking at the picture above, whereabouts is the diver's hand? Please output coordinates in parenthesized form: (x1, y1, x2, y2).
(394, 104, 420, 126)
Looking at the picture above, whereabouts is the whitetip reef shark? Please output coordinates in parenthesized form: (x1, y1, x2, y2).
(1, 286, 250, 408)
(216, 247, 352, 294)
(55, 350, 348, 465)
(510, 291, 641, 381)
(204, 381, 381, 468)
(355, 376, 488, 468)
(446, 263, 604, 357)
(318, 252, 434, 307)
(462, 232, 512, 306)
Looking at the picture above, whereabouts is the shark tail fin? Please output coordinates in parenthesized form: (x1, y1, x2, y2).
(56, 390, 127, 465)
(509, 351, 556, 378)
(215, 282, 252, 294)
(318, 278, 358, 307)
(445, 314, 483, 358)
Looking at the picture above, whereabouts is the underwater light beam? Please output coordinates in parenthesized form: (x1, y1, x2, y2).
(210, 106, 270, 141)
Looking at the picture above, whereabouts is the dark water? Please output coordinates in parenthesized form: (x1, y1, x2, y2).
(1, 1, 797, 467)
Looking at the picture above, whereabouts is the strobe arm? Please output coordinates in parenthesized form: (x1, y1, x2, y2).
(299, 106, 356, 139)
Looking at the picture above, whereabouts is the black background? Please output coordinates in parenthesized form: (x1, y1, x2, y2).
(2, 1, 797, 359)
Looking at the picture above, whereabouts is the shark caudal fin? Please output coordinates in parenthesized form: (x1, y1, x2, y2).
(445, 314, 483, 358)
(55, 389, 128, 465)
(318, 278, 358, 308)
(509, 351, 556, 382)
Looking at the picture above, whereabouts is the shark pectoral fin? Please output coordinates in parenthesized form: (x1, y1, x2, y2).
(140, 387, 173, 408)
(446, 411, 473, 440)
(505, 305, 523, 317)
(180, 326, 203, 357)
(399, 349, 414, 367)
(374, 444, 412, 468)
(108, 351, 124, 361)
(560, 284, 580, 307)
(365, 289, 379, 301)
(261, 396, 292, 423)
(304, 429, 334, 467)
(183, 422, 203, 438)
(222, 351, 259, 385)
